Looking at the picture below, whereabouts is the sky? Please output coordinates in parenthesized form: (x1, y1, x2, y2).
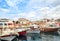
(0, 0, 60, 21)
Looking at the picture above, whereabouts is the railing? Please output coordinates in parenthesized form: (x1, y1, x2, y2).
(0, 26, 29, 37)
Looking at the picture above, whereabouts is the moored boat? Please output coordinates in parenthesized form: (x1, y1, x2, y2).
(0, 20, 15, 37)
(27, 24, 40, 34)
(40, 27, 59, 32)
(39, 22, 60, 32)
(16, 28, 27, 35)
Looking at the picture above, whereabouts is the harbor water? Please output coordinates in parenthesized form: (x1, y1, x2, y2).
(0, 32, 60, 41)
(26, 32, 60, 41)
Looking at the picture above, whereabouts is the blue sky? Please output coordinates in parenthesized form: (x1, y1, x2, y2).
(0, 0, 60, 21)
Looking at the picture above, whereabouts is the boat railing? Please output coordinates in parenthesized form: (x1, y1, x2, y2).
(0, 27, 19, 37)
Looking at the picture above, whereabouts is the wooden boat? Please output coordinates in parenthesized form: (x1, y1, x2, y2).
(40, 22, 60, 32)
(40, 27, 59, 32)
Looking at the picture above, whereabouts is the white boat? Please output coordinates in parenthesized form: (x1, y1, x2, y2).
(0, 20, 15, 37)
(27, 24, 40, 34)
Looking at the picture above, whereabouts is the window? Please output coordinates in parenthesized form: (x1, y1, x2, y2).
(4, 23, 7, 25)
(49, 24, 56, 27)
(8, 23, 12, 25)
(49, 25, 54, 27)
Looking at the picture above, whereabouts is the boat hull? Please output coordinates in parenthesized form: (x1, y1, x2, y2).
(16, 29, 27, 35)
(0, 34, 16, 37)
(40, 27, 59, 32)
(18, 31, 26, 35)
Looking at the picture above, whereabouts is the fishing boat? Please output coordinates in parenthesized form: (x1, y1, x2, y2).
(40, 22, 60, 32)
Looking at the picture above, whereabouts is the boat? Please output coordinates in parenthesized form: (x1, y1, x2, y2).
(0, 19, 15, 37)
(0, 19, 27, 37)
(27, 24, 40, 34)
(16, 28, 27, 35)
(40, 22, 60, 32)
(0, 35, 17, 41)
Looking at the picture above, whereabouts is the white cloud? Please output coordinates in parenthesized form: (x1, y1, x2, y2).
(5, 0, 15, 7)
(1, 5, 60, 21)
(5, 0, 18, 7)
(46, 5, 60, 19)
(0, 8, 10, 13)
(0, 0, 60, 21)
(27, 11, 36, 18)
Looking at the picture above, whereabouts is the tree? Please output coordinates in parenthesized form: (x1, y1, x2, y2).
(12, 21, 15, 24)
(16, 21, 20, 24)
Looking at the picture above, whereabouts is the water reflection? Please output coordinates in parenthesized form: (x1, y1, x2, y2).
(41, 32, 60, 41)
(27, 33, 41, 41)
(27, 32, 60, 41)
(7, 32, 60, 41)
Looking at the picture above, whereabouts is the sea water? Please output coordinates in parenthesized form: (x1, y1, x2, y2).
(15, 32, 60, 41)
(26, 32, 60, 41)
